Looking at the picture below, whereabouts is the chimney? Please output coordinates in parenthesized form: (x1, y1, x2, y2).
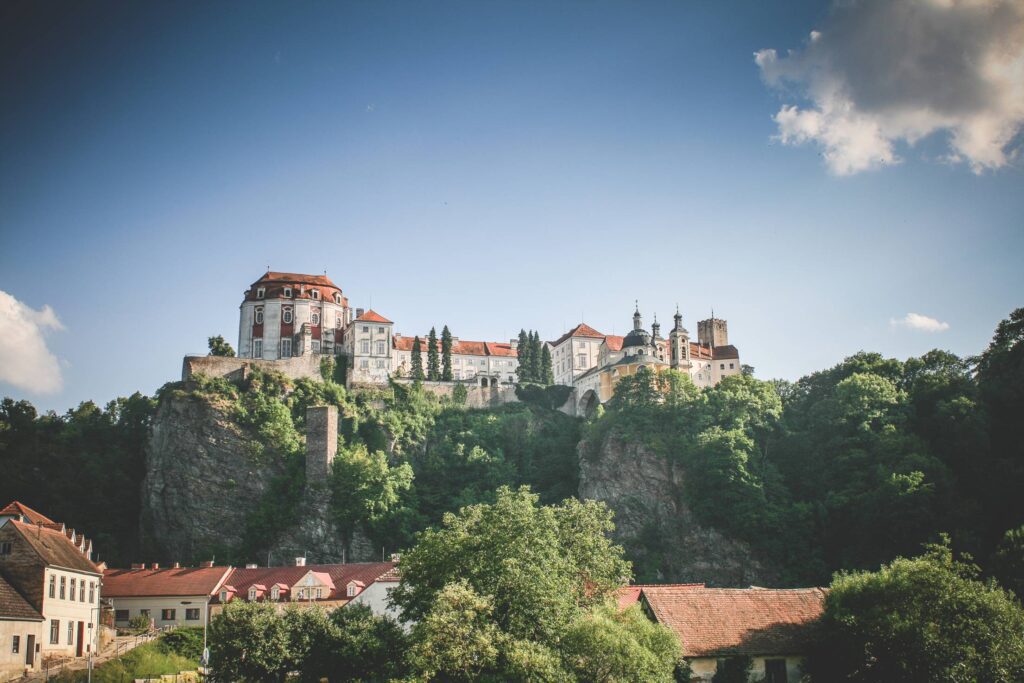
(199, 560, 214, 568)
(305, 405, 338, 484)
(131, 563, 145, 570)
(356, 308, 365, 318)
(295, 557, 306, 567)
(173, 562, 181, 569)
(246, 563, 258, 569)
(390, 553, 401, 563)
(151, 563, 160, 570)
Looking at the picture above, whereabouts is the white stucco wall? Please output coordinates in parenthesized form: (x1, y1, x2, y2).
(107, 596, 211, 629)
(348, 581, 404, 625)
(40, 568, 101, 657)
(0, 618, 43, 681)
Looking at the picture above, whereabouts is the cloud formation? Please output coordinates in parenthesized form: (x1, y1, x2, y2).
(891, 312, 951, 332)
(756, 0, 1024, 174)
(0, 290, 65, 394)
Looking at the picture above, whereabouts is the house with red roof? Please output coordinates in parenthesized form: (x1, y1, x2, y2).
(0, 503, 103, 666)
(391, 334, 520, 386)
(0, 573, 44, 680)
(344, 309, 395, 385)
(102, 563, 232, 630)
(632, 583, 826, 683)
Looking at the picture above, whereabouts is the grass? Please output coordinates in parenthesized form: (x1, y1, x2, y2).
(51, 637, 199, 682)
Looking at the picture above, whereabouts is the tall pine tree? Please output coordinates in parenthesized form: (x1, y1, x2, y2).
(516, 329, 531, 383)
(529, 331, 542, 382)
(541, 344, 554, 385)
(441, 325, 453, 381)
(411, 336, 425, 381)
(427, 327, 440, 381)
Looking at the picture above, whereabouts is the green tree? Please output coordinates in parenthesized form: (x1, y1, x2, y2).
(541, 344, 554, 385)
(328, 443, 413, 550)
(805, 539, 1024, 682)
(427, 327, 440, 381)
(561, 603, 682, 682)
(326, 603, 409, 681)
(208, 335, 235, 357)
(411, 336, 425, 381)
(441, 325, 453, 381)
(516, 329, 532, 382)
(408, 581, 502, 681)
(992, 525, 1024, 599)
(529, 331, 542, 382)
(208, 602, 291, 682)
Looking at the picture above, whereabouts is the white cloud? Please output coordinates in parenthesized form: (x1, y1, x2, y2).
(890, 312, 951, 332)
(0, 290, 65, 394)
(756, 0, 1024, 174)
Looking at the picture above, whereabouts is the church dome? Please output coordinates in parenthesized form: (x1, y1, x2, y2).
(621, 328, 652, 349)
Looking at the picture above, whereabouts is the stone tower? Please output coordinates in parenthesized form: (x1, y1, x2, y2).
(305, 405, 338, 484)
(697, 317, 728, 348)
(669, 306, 691, 369)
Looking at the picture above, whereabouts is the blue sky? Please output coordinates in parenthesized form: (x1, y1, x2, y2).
(1, 0, 1022, 412)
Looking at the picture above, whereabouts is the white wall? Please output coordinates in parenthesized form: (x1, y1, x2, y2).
(40, 568, 100, 657)
(0, 618, 43, 681)
(107, 596, 210, 629)
(348, 581, 404, 625)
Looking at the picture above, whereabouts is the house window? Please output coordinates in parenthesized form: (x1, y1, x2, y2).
(312, 290, 320, 300)
(49, 575, 55, 598)
(60, 576, 66, 599)
(454, 358, 461, 365)
(161, 609, 176, 621)
(253, 339, 263, 358)
(140, 609, 150, 618)
(730, 363, 735, 369)
(256, 287, 265, 299)
(67, 621, 73, 645)
(283, 287, 292, 298)
(361, 341, 370, 354)
(764, 659, 787, 683)
(12, 635, 19, 654)
(186, 608, 200, 621)
(360, 359, 369, 369)
(271, 586, 280, 600)
(347, 585, 357, 597)
(89, 582, 95, 603)
(79, 580, 85, 602)
(282, 307, 293, 324)
(219, 591, 228, 603)
(70, 578, 76, 601)
(311, 311, 321, 326)
(249, 588, 258, 601)
(720, 363, 725, 370)
(281, 338, 292, 358)
(114, 610, 129, 622)
(376, 341, 385, 355)
(0, 541, 10, 555)
(50, 620, 59, 644)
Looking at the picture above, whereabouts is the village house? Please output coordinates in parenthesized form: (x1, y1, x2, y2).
(102, 562, 232, 630)
(624, 584, 826, 683)
(208, 559, 397, 619)
(0, 502, 103, 668)
(0, 573, 44, 681)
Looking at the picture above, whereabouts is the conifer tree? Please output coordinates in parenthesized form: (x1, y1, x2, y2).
(441, 325, 453, 381)
(529, 331, 542, 382)
(541, 344, 554, 385)
(516, 329, 531, 383)
(411, 336, 425, 381)
(427, 327, 440, 381)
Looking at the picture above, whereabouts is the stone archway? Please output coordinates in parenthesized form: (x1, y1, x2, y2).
(578, 389, 600, 418)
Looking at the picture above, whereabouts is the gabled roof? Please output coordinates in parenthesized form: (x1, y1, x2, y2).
(484, 342, 517, 358)
(0, 573, 43, 621)
(711, 345, 740, 361)
(551, 323, 605, 347)
(0, 501, 55, 525)
(214, 562, 395, 603)
(641, 585, 826, 657)
(6, 520, 100, 575)
(102, 566, 232, 598)
(355, 310, 392, 324)
(603, 335, 624, 352)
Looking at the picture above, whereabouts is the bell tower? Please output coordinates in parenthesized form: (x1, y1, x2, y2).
(669, 305, 691, 369)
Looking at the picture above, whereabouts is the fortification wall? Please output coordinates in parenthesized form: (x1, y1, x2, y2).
(390, 379, 520, 409)
(181, 354, 323, 382)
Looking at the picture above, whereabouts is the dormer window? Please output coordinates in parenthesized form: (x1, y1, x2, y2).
(283, 287, 293, 298)
(255, 307, 264, 324)
(271, 586, 280, 600)
(283, 307, 293, 324)
(220, 591, 228, 602)
(256, 288, 265, 299)
(312, 290, 320, 300)
(248, 588, 257, 601)
(334, 293, 342, 304)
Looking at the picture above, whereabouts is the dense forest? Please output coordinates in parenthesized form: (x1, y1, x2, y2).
(1, 309, 1022, 593)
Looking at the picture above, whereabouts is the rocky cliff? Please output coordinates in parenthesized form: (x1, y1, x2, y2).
(578, 432, 779, 586)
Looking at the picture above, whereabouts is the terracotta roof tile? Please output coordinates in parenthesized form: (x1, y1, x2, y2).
(256, 272, 339, 288)
(355, 310, 392, 324)
(7, 520, 100, 575)
(0, 501, 55, 525)
(712, 345, 740, 360)
(641, 585, 826, 657)
(551, 323, 605, 347)
(604, 335, 624, 352)
(484, 342, 517, 357)
(245, 272, 347, 305)
(0, 573, 43, 621)
(102, 566, 232, 597)
(214, 562, 395, 603)
(393, 336, 516, 358)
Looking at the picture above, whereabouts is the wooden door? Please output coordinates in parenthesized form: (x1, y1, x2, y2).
(25, 634, 35, 666)
(76, 621, 84, 657)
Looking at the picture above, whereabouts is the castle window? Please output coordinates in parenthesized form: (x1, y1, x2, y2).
(253, 339, 263, 358)
(311, 340, 321, 353)
(375, 359, 385, 368)
(360, 359, 369, 368)
(283, 287, 292, 298)
(256, 288, 265, 299)
(376, 341, 385, 355)
(334, 293, 342, 304)
(283, 308, 293, 324)
(255, 307, 264, 324)
(362, 326, 369, 333)
(281, 339, 292, 358)
(377, 327, 385, 334)
(89, 582, 95, 603)
(335, 317, 342, 329)
(361, 341, 370, 354)
(311, 311, 321, 326)
(312, 290, 320, 300)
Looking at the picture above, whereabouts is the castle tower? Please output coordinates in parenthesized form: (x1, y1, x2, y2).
(633, 303, 643, 331)
(305, 405, 338, 484)
(697, 316, 728, 348)
(669, 305, 691, 368)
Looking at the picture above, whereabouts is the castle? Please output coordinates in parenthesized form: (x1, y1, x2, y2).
(224, 271, 741, 412)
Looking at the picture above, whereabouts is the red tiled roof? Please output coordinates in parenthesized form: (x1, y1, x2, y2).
(0, 573, 43, 621)
(355, 310, 392, 324)
(712, 345, 740, 360)
(214, 562, 395, 603)
(7, 520, 100, 575)
(551, 323, 605, 347)
(618, 586, 642, 608)
(256, 272, 339, 288)
(642, 585, 826, 657)
(690, 342, 713, 361)
(376, 566, 401, 583)
(485, 342, 517, 357)
(393, 336, 516, 358)
(604, 335, 624, 352)
(0, 501, 55, 525)
(245, 272, 347, 305)
(102, 566, 232, 598)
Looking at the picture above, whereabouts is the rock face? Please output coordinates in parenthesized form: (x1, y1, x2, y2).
(578, 433, 779, 586)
